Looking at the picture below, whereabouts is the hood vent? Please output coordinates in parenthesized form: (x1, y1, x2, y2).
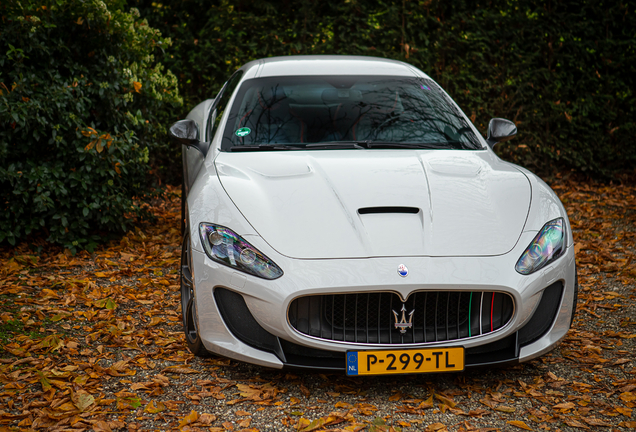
(358, 206, 420, 215)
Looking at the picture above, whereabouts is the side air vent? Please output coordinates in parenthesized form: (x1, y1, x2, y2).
(358, 207, 420, 215)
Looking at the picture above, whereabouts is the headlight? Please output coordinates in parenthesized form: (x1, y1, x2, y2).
(515, 218, 566, 275)
(199, 223, 283, 280)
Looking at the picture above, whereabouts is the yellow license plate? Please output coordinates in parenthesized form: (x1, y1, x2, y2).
(346, 347, 464, 376)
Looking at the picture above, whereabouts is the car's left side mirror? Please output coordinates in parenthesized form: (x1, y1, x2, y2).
(169, 119, 210, 156)
(486, 118, 517, 148)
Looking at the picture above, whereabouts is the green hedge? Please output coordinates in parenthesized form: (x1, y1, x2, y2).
(137, 0, 635, 176)
(0, 0, 182, 251)
(2, 0, 634, 250)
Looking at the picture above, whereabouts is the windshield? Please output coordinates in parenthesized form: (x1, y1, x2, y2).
(221, 75, 483, 151)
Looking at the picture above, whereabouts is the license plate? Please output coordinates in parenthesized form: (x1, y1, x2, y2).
(346, 347, 464, 376)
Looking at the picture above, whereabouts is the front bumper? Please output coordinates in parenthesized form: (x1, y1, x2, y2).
(190, 237, 576, 371)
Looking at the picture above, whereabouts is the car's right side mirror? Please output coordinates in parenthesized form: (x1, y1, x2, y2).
(169, 119, 200, 146)
(169, 119, 210, 156)
(486, 118, 517, 148)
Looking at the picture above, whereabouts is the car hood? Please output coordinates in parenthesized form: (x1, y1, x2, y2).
(215, 150, 531, 259)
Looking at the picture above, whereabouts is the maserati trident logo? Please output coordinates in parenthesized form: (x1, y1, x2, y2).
(392, 304, 415, 334)
(397, 264, 408, 277)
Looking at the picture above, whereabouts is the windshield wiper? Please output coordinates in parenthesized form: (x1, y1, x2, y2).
(305, 141, 366, 149)
(230, 144, 301, 152)
(365, 141, 449, 149)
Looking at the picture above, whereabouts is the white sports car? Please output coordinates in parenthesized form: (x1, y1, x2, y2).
(170, 56, 577, 376)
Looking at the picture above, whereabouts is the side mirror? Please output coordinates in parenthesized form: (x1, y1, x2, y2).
(169, 119, 200, 145)
(486, 118, 517, 148)
(169, 119, 210, 156)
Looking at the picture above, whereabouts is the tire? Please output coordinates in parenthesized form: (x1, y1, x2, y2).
(180, 181, 186, 236)
(181, 233, 211, 357)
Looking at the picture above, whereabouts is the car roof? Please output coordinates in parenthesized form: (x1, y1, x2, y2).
(240, 55, 428, 79)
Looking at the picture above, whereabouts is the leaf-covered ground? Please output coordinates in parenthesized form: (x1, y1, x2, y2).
(1, 178, 635, 432)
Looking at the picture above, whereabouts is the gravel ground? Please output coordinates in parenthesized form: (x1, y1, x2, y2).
(1, 179, 635, 432)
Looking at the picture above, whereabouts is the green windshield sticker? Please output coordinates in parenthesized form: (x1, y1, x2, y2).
(235, 127, 251, 137)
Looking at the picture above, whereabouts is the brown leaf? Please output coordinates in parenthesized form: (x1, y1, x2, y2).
(553, 402, 576, 410)
(425, 423, 447, 431)
(161, 365, 200, 374)
(299, 384, 311, 398)
(93, 421, 113, 432)
(507, 420, 533, 430)
(563, 418, 590, 429)
(619, 392, 636, 403)
(582, 417, 611, 427)
(198, 413, 217, 425)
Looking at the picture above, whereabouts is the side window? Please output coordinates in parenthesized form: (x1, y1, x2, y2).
(206, 70, 244, 142)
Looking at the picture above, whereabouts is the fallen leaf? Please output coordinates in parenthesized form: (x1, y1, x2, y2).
(161, 365, 200, 374)
(179, 410, 199, 427)
(507, 420, 533, 430)
(145, 400, 166, 414)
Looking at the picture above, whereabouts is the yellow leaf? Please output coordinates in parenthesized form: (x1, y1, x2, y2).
(296, 418, 310, 431)
(507, 420, 533, 430)
(75, 17, 84, 25)
(425, 423, 447, 432)
(178, 410, 198, 427)
(299, 417, 325, 432)
(38, 372, 52, 391)
(133, 81, 142, 93)
(145, 400, 166, 414)
(74, 393, 95, 411)
(615, 406, 632, 417)
(494, 405, 516, 413)
(148, 316, 163, 326)
(434, 394, 456, 408)
(51, 312, 71, 322)
(96, 139, 104, 153)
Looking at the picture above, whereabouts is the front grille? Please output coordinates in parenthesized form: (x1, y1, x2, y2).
(288, 291, 514, 344)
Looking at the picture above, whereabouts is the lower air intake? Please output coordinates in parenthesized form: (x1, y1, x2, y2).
(288, 291, 514, 344)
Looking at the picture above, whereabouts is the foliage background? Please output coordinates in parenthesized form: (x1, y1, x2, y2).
(136, 0, 635, 176)
(0, 0, 182, 250)
(1, 0, 635, 249)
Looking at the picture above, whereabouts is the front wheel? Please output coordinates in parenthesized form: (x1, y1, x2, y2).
(181, 233, 211, 357)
